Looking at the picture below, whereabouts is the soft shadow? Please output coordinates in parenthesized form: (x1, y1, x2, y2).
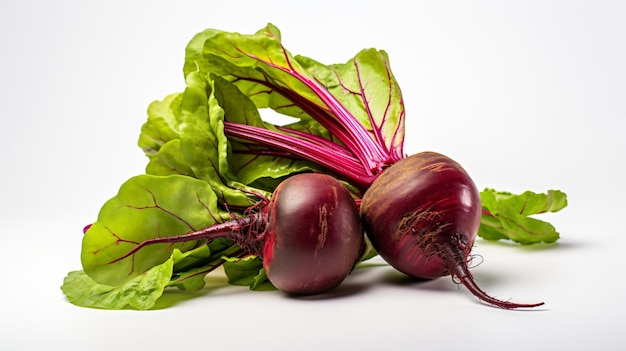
(280, 260, 391, 301)
(151, 289, 213, 310)
(354, 261, 389, 270)
(284, 281, 371, 301)
(150, 275, 234, 310)
(476, 238, 584, 252)
(380, 270, 455, 292)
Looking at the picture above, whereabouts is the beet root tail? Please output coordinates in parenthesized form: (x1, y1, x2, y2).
(443, 246, 545, 309)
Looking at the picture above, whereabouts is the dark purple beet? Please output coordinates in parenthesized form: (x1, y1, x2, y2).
(360, 151, 543, 309)
(109, 173, 363, 295)
(262, 172, 364, 294)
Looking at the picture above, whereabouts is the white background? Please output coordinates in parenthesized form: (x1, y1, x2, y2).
(1, 0, 624, 350)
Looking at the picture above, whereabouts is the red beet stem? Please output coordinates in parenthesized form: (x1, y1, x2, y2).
(106, 212, 266, 265)
(442, 245, 544, 309)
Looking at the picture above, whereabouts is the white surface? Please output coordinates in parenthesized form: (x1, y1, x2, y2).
(1, 1, 624, 350)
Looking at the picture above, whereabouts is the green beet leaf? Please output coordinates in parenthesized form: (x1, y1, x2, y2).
(145, 139, 196, 177)
(295, 48, 405, 161)
(479, 188, 568, 245)
(138, 92, 183, 157)
(222, 255, 275, 291)
(183, 28, 224, 80)
(138, 93, 197, 177)
(184, 23, 320, 119)
(168, 240, 241, 291)
(62, 259, 173, 310)
(81, 174, 231, 286)
(177, 71, 258, 207)
(63, 244, 234, 310)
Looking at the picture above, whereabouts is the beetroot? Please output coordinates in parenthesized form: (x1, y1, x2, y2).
(261, 173, 364, 293)
(360, 151, 544, 309)
(111, 173, 364, 295)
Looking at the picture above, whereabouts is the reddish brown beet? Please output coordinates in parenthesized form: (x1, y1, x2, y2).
(360, 151, 543, 309)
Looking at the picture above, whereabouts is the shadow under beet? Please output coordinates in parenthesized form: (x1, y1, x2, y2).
(380, 269, 458, 292)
